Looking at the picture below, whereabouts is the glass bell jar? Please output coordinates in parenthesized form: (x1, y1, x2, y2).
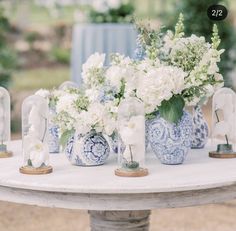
(20, 95, 53, 174)
(59, 81, 79, 90)
(0, 87, 12, 158)
(209, 87, 236, 158)
(115, 97, 148, 177)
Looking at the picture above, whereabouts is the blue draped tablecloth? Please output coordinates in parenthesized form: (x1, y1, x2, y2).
(71, 23, 137, 85)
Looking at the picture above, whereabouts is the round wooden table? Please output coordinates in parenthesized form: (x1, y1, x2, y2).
(1, 140, 236, 231)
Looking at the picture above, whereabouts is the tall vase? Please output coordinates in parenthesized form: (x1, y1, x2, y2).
(191, 105, 209, 149)
(65, 130, 110, 166)
(48, 107, 60, 153)
(148, 111, 193, 165)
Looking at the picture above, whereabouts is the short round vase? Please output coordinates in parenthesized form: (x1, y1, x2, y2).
(65, 131, 110, 166)
(191, 105, 209, 149)
(48, 107, 60, 153)
(148, 111, 193, 165)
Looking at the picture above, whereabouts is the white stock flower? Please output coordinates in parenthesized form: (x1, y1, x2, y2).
(106, 65, 124, 90)
(56, 93, 77, 116)
(85, 88, 100, 102)
(82, 53, 105, 73)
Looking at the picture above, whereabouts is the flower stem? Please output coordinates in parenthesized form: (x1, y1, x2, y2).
(42, 118, 47, 143)
(215, 109, 229, 146)
(129, 145, 133, 162)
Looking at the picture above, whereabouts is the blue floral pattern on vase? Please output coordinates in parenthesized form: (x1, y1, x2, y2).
(48, 107, 60, 153)
(64, 131, 110, 166)
(191, 105, 209, 149)
(148, 111, 193, 165)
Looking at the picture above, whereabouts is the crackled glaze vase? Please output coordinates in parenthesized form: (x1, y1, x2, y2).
(148, 111, 193, 165)
(65, 130, 110, 166)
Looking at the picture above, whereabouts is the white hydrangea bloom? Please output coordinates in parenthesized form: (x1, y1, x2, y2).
(136, 66, 186, 113)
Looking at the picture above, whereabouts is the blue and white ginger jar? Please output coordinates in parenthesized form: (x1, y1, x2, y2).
(191, 105, 209, 149)
(148, 111, 193, 165)
(48, 107, 60, 153)
(65, 130, 110, 166)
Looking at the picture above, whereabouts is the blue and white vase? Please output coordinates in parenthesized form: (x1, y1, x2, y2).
(48, 107, 60, 153)
(191, 105, 209, 149)
(65, 130, 110, 166)
(148, 111, 193, 165)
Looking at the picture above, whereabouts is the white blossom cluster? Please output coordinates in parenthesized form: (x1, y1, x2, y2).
(136, 15, 224, 106)
(54, 17, 225, 138)
(160, 32, 224, 105)
(81, 52, 187, 115)
(136, 65, 186, 113)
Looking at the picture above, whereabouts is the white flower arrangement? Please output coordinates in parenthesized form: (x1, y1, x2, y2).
(138, 14, 224, 109)
(53, 13, 225, 147)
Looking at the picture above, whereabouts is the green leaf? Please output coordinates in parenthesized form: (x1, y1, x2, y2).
(159, 95, 185, 124)
(60, 129, 75, 149)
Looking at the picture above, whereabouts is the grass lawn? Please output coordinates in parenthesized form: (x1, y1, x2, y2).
(11, 67, 70, 91)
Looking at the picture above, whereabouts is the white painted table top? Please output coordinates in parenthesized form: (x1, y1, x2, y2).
(1, 140, 236, 194)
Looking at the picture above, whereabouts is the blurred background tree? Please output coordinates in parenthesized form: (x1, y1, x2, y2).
(0, 7, 17, 88)
(160, 0, 236, 87)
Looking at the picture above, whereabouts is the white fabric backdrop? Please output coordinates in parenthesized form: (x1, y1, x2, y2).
(71, 23, 137, 85)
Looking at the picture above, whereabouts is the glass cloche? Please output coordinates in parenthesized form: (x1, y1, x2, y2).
(59, 81, 79, 90)
(20, 95, 53, 174)
(210, 87, 236, 158)
(115, 97, 148, 177)
(0, 87, 12, 158)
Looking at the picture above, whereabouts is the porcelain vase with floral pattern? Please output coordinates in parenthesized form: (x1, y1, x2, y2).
(148, 111, 193, 165)
(191, 105, 209, 149)
(48, 107, 60, 153)
(65, 130, 110, 166)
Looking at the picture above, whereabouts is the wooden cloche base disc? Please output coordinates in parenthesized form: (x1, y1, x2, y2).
(115, 168, 149, 177)
(0, 151, 13, 158)
(19, 165, 53, 175)
(209, 151, 236, 159)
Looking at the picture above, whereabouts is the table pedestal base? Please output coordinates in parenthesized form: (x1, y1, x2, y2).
(89, 210, 151, 231)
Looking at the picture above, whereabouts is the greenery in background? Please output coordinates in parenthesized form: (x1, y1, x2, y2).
(0, 7, 17, 88)
(161, 0, 236, 87)
(88, 3, 134, 23)
(50, 47, 70, 64)
(12, 67, 69, 90)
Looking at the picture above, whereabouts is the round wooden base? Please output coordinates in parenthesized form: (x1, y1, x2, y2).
(115, 168, 149, 177)
(19, 165, 53, 175)
(209, 151, 236, 159)
(0, 151, 13, 158)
